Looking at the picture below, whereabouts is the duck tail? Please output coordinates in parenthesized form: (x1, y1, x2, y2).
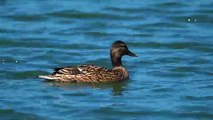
(39, 75, 58, 80)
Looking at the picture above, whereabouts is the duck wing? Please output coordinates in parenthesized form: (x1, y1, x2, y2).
(53, 66, 81, 75)
(53, 64, 111, 75)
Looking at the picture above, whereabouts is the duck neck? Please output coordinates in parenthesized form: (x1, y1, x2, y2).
(110, 53, 122, 68)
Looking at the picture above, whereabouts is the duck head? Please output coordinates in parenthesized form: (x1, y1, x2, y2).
(110, 40, 137, 67)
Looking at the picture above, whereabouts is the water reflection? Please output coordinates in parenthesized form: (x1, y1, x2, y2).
(46, 80, 128, 96)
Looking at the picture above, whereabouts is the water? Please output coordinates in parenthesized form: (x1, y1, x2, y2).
(0, 0, 213, 119)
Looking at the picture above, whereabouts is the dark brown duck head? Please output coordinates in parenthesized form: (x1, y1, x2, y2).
(110, 40, 137, 67)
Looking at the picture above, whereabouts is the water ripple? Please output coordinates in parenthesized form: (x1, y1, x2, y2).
(0, 109, 46, 120)
(46, 10, 142, 20)
(3, 14, 48, 22)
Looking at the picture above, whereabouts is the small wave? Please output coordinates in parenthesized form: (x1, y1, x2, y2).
(149, 71, 192, 78)
(0, 109, 46, 120)
(0, 56, 18, 63)
(151, 87, 175, 93)
(138, 22, 184, 29)
(154, 2, 188, 8)
(93, 107, 213, 119)
(169, 14, 213, 24)
(46, 10, 137, 20)
(7, 70, 49, 80)
(178, 105, 212, 112)
(170, 66, 198, 73)
(0, 38, 103, 50)
(182, 95, 213, 101)
(3, 14, 48, 22)
(128, 42, 212, 52)
(154, 57, 186, 64)
(196, 9, 213, 14)
(104, 7, 164, 14)
(198, 84, 213, 89)
(0, 38, 52, 48)
(177, 111, 213, 119)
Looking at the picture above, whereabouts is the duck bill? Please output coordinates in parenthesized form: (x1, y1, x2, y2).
(127, 50, 137, 57)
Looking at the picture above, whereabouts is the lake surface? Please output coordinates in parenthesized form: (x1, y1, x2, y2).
(0, 0, 213, 120)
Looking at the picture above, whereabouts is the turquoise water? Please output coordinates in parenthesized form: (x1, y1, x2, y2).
(0, 0, 213, 120)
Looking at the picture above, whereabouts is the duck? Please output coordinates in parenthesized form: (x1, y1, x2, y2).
(39, 40, 137, 82)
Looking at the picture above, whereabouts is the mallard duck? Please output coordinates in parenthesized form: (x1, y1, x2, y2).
(39, 40, 137, 82)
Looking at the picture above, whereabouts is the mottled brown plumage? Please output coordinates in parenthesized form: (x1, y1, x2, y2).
(39, 40, 137, 83)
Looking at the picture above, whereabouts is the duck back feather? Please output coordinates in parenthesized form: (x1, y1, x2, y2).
(39, 64, 128, 83)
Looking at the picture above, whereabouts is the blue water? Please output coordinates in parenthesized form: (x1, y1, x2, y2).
(0, 0, 213, 120)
